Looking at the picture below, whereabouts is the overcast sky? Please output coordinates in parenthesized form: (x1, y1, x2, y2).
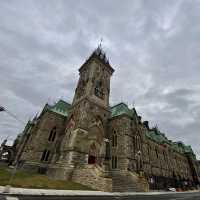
(0, 0, 200, 159)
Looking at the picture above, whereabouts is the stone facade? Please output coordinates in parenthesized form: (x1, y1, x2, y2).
(3, 47, 200, 191)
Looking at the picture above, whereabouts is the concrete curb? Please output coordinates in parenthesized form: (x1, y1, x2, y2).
(0, 186, 199, 196)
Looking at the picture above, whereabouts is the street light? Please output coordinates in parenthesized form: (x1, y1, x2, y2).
(0, 105, 25, 125)
(0, 106, 5, 112)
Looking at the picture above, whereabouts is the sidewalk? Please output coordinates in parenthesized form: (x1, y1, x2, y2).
(0, 186, 199, 196)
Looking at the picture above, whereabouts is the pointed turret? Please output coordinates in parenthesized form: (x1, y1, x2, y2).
(79, 46, 114, 74)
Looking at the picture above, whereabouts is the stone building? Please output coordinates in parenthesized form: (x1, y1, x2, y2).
(2, 47, 200, 191)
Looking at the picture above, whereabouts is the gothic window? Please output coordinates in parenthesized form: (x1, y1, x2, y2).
(163, 151, 167, 161)
(45, 150, 50, 161)
(155, 148, 159, 158)
(41, 149, 50, 162)
(94, 81, 104, 99)
(48, 127, 56, 142)
(112, 132, 117, 147)
(147, 145, 150, 156)
(112, 156, 118, 169)
(41, 149, 47, 161)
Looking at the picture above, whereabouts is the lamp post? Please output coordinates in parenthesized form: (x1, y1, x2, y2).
(136, 150, 143, 176)
(0, 105, 25, 125)
(0, 106, 5, 112)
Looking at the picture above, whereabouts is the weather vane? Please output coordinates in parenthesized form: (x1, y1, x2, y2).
(99, 38, 103, 48)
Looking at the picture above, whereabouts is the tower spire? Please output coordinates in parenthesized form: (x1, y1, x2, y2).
(99, 38, 103, 49)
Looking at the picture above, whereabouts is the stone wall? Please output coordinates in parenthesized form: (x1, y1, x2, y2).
(109, 115, 132, 170)
(71, 164, 112, 192)
(142, 134, 193, 181)
(20, 111, 66, 169)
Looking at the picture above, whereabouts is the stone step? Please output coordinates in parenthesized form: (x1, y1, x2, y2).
(111, 171, 148, 192)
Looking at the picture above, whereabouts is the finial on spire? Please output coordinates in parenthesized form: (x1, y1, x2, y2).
(99, 37, 103, 49)
(92, 38, 110, 65)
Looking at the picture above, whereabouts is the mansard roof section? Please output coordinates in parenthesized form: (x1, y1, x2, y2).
(42, 99, 71, 117)
(79, 46, 114, 74)
(146, 127, 171, 145)
(110, 102, 195, 155)
(145, 127, 195, 155)
(110, 102, 136, 118)
(172, 141, 195, 155)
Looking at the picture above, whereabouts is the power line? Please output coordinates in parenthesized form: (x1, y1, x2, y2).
(0, 105, 25, 125)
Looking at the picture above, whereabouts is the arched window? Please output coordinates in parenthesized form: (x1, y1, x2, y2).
(155, 148, 159, 158)
(112, 156, 118, 169)
(45, 150, 50, 161)
(112, 131, 117, 147)
(94, 81, 104, 99)
(41, 149, 50, 162)
(48, 127, 56, 142)
(163, 151, 167, 161)
(41, 149, 47, 161)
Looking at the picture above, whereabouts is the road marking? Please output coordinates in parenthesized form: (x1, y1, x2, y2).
(6, 197, 18, 200)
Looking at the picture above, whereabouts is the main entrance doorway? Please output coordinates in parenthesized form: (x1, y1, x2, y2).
(88, 143, 97, 164)
(88, 155, 96, 164)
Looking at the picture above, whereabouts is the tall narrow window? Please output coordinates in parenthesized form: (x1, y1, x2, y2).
(112, 133, 117, 147)
(112, 156, 118, 169)
(155, 148, 159, 158)
(48, 127, 56, 142)
(41, 149, 47, 161)
(163, 151, 167, 161)
(45, 150, 50, 161)
(52, 131, 56, 142)
(41, 149, 50, 162)
(48, 132, 53, 141)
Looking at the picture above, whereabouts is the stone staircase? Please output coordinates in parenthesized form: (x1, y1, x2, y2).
(112, 170, 149, 192)
(71, 164, 112, 192)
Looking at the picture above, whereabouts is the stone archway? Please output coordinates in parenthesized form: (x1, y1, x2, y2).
(88, 143, 97, 164)
(87, 117, 105, 166)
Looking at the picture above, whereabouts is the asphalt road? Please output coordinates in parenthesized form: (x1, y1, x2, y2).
(0, 192, 200, 200)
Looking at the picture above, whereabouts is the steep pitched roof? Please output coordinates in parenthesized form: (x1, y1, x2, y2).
(110, 103, 134, 118)
(43, 100, 71, 117)
(79, 46, 114, 74)
(146, 128, 171, 145)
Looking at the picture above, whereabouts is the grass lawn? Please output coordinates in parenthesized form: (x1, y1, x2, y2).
(0, 167, 94, 190)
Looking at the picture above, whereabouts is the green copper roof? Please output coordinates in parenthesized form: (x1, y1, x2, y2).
(146, 128, 171, 145)
(110, 102, 194, 156)
(44, 100, 71, 117)
(172, 142, 194, 155)
(146, 128, 194, 155)
(110, 103, 134, 118)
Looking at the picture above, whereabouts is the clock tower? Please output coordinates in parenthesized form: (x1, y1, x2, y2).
(57, 46, 114, 168)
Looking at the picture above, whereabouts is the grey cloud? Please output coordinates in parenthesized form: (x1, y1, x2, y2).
(0, 0, 200, 159)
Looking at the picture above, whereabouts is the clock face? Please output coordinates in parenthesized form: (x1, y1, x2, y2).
(94, 80, 104, 99)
